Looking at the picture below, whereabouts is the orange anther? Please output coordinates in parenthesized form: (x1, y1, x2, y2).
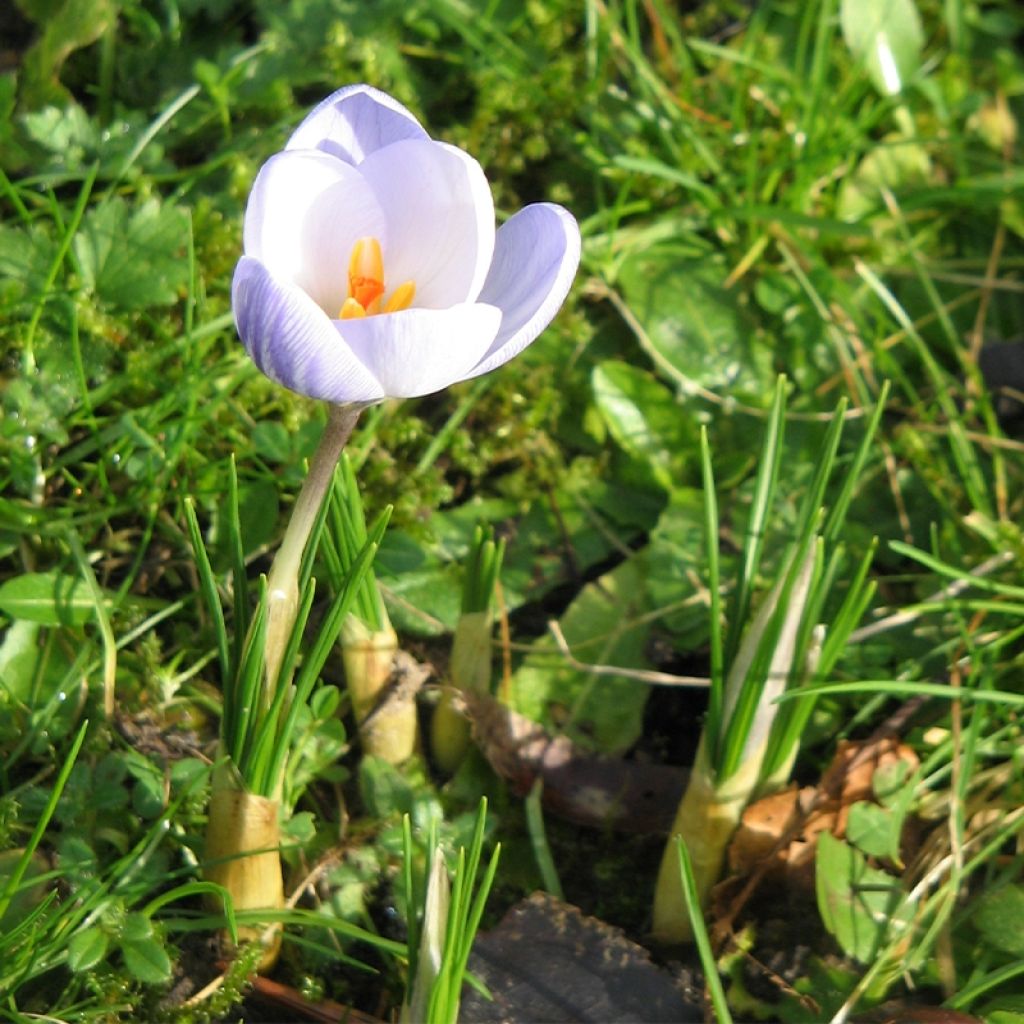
(383, 281, 416, 313)
(339, 237, 415, 320)
(339, 297, 367, 320)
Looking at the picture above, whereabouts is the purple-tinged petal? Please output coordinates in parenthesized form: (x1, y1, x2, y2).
(358, 139, 496, 309)
(466, 203, 580, 379)
(233, 256, 386, 404)
(286, 84, 428, 165)
(244, 150, 387, 316)
(336, 303, 502, 399)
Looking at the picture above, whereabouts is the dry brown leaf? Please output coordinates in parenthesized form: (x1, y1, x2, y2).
(461, 692, 688, 833)
(726, 736, 921, 897)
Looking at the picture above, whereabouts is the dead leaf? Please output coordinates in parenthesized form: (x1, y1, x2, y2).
(462, 692, 688, 833)
(723, 736, 921, 913)
(728, 785, 804, 879)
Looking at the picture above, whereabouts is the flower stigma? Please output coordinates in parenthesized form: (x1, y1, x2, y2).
(339, 237, 415, 319)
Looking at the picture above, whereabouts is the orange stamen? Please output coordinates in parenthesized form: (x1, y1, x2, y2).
(339, 297, 367, 320)
(383, 281, 416, 313)
(338, 237, 415, 319)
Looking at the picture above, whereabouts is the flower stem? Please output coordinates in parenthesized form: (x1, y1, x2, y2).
(263, 403, 361, 689)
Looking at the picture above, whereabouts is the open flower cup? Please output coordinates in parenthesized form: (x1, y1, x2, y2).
(233, 84, 581, 404)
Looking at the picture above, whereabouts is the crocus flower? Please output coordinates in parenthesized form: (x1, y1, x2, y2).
(233, 84, 581, 403)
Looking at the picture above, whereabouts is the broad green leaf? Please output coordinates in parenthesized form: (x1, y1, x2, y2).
(872, 757, 913, 804)
(74, 197, 190, 310)
(67, 927, 109, 972)
(382, 565, 463, 636)
(123, 752, 166, 819)
(92, 753, 130, 813)
(17, 0, 116, 107)
(55, 835, 97, 883)
(0, 571, 100, 626)
(237, 480, 281, 557)
(972, 885, 1024, 956)
(121, 935, 172, 984)
(837, 138, 932, 222)
(121, 911, 154, 943)
(20, 102, 98, 155)
(0, 620, 44, 699)
(617, 249, 771, 398)
(359, 756, 416, 819)
(844, 802, 898, 861)
(310, 684, 342, 719)
(641, 489, 708, 647)
(282, 811, 317, 844)
(509, 557, 652, 754)
(816, 831, 910, 964)
(170, 757, 209, 792)
(985, 1012, 1024, 1024)
(0, 847, 48, 928)
(213, 479, 280, 568)
(592, 361, 693, 491)
(250, 419, 322, 485)
(251, 421, 294, 463)
(840, 0, 924, 96)
(0, 223, 58, 305)
(377, 479, 659, 639)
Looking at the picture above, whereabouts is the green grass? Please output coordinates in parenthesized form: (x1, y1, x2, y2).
(2, 0, 1023, 1019)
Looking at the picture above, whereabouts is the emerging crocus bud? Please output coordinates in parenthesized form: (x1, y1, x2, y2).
(431, 526, 504, 774)
(402, 848, 451, 1024)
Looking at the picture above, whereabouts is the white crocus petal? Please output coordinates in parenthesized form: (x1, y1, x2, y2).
(285, 84, 428, 165)
(337, 303, 502, 399)
(467, 203, 581, 378)
(358, 139, 495, 309)
(244, 150, 387, 316)
(233, 257, 385, 404)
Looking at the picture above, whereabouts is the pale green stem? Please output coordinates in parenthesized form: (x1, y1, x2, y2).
(263, 402, 362, 689)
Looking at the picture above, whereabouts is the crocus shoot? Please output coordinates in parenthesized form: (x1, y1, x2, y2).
(401, 801, 500, 1024)
(201, 83, 579, 968)
(325, 454, 416, 764)
(431, 525, 506, 773)
(651, 380, 886, 945)
(191, 460, 387, 967)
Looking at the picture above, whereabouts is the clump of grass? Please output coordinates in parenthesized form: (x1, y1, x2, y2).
(431, 524, 506, 774)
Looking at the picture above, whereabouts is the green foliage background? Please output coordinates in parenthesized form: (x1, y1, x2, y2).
(2, 0, 1024, 1019)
